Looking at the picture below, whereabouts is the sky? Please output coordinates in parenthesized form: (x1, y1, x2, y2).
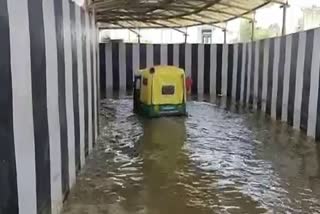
(73, 0, 84, 6)
(290, 0, 320, 7)
(254, 0, 320, 34)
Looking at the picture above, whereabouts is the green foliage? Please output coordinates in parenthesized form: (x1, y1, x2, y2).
(239, 19, 280, 42)
(239, 20, 252, 42)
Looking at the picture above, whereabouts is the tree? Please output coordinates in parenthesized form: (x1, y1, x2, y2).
(268, 24, 280, 36)
(100, 31, 111, 43)
(239, 19, 252, 42)
(239, 19, 280, 42)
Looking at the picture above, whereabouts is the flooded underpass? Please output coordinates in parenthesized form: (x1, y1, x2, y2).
(63, 98, 320, 214)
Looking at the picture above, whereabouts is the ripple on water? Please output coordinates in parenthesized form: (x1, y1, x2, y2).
(63, 98, 320, 214)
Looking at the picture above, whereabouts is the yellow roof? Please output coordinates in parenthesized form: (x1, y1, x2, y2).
(87, 0, 286, 29)
(136, 65, 184, 76)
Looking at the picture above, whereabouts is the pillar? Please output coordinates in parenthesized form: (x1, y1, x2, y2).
(281, 1, 289, 36)
(250, 12, 256, 41)
(223, 23, 227, 44)
(223, 29, 227, 44)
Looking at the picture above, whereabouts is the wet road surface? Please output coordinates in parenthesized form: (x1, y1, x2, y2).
(63, 97, 320, 214)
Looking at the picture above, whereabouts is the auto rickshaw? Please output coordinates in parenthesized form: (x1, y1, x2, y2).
(133, 65, 187, 118)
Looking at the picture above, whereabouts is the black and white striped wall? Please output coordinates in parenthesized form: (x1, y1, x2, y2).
(100, 27, 320, 141)
(99, 43, 232, 96)
(0, 0, 99, 214)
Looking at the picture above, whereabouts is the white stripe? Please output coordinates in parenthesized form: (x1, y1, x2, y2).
(293, 32, 307, 130)
(75, 6, 85, 167)
(173, 44, 179, 67)
(271, 38, 280, 119)
(262, 40, 270, 113)
(232, 44, 238, 100)
(221, 44, 228, 96)
(281, 35, 292, 122)
(240, 44, 246, 103)
(160, 44, 168, 65)
(91, 14, 96, 148)
(185, 44, 192, 77)
(210, 44, 217, 95)
(197, 44, 204, 94)
(43, 1, 62, 213)
(8, 0, 37, 213)
(307, 29, 320, 138)
(86, 12, 93, 152)
(146, 44, 153, 68)
(62, 0, 76, 187)
(105, 43, 113, 92)
(246, 43, 252, 104)
(119, 42, 126, 93)
(93, 22, 98, 140)
(132, 43, 140, 76)
(253, 41, 260, 109)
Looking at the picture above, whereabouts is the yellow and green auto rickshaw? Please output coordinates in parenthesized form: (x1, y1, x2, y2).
(133, 65, 187, 118)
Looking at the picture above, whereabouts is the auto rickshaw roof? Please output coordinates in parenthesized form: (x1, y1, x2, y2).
(86, 0, 286, 29)
(135, 65, 185, 76)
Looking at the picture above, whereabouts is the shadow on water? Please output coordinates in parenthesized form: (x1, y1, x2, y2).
(63, 97, 320, 214)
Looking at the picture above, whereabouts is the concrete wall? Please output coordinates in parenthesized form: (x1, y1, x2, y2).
(0, 0, 99, 213)
(100, 27, 320, 141)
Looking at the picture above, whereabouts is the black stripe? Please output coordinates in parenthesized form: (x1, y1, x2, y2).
(0, 1, 18, 213)
(167, 44, 173, 65)
(276, 37, 286, 120)
(70, 2, 81, 172)
(243, 44, 249, 106)
(227, 44, 234, 98)
(80, 9, 89, 157)
(204, 44, 211, 94)
(257, 40, 264, 110)
(236, 44, 243, 102)
(139, 43, 146, 69)
(249, 42, 255, 106)
(126, 43, 133, 91)
(53, 0, 69, 196)
(99, 43, 106, 99)
(288, 33, 299, 125)
(266, 38, 275, 115)
(300, 30, 314, 131)
(28, 0, 51, 213)
(216, 44, 222, 95)
(112, 42, 119, 91)
(191, 44, 198, 94)
(153, 44, 161, 66)
(179, 43, 185, 69)
(316, 52, 320, 140)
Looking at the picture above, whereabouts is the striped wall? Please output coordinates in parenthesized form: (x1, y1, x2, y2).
(100, 42, 232, 97)
(100, 27, 320, 141)
(0, 0, 99, 214)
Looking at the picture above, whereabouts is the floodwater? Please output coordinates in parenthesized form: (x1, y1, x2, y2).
(63, 97, 320, 214)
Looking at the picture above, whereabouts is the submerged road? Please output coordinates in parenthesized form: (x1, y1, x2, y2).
(63, 98, 320, 214)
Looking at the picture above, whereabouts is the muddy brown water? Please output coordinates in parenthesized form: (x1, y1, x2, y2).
(63, 97, 320, 214)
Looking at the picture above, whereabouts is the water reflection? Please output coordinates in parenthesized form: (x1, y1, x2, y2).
(139, 118, 190, 214)
(63, 98, 320, 214)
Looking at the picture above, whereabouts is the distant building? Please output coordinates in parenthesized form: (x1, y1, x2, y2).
(99, 22, 240, 44)
(301, 6, 320, 30)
